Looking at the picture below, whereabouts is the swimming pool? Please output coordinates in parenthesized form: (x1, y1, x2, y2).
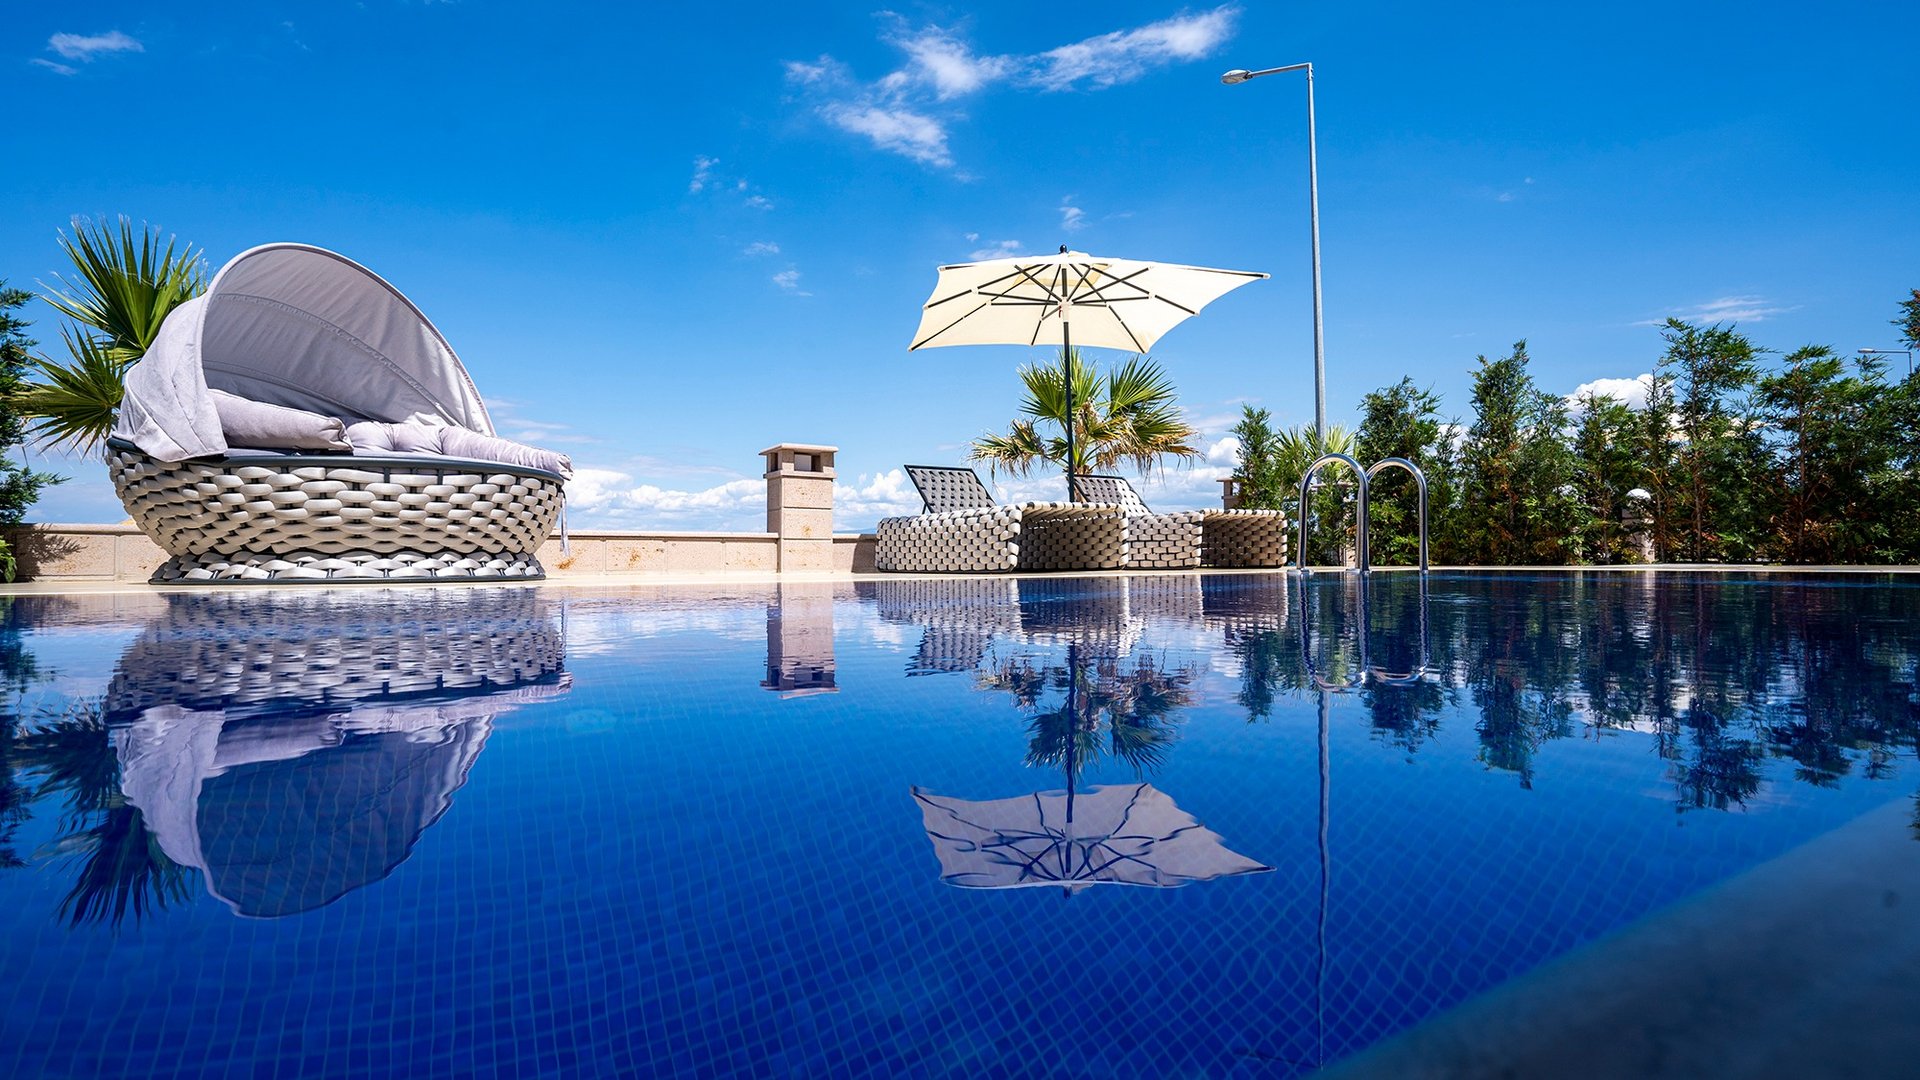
(0, 572, 1914, 1076)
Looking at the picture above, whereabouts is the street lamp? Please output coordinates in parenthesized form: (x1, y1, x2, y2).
(1857, 347, 1914, 378)
(1222, 62, 1326, 442)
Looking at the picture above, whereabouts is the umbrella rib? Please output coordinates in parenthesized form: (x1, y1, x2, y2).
(910, 297, 993, 350)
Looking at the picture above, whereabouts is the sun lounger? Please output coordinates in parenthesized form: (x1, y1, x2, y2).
(874, 465, 1125, 573)
(1073, 474, 1289, 569)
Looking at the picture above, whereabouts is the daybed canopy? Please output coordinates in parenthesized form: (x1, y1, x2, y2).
(113, 243, 495, 461)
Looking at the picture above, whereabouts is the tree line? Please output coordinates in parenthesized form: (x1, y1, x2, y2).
(1232, 291, 1920, 565)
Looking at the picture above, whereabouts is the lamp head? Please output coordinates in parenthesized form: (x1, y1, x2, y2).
(1221, 69, 1253, 85)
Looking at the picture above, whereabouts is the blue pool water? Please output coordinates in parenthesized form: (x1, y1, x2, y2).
(0, 572, 1915, 1077)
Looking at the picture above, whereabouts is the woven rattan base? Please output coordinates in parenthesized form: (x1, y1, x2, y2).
(108, 441, 563, 585)
(153, 549, 547, 584)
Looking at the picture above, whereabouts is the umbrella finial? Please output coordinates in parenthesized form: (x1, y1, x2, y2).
(1059, 244, 1068, 254)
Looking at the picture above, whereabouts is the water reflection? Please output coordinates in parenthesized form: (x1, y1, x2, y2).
(870, 577, 1273, 892)
(10, 589, 570, 925)
(763, 582, 836, 696)
(862, 572, 1920, 818)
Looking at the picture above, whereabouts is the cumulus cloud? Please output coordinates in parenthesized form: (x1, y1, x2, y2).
(1059, 197, 1086, 232)
(1205, 435, 1241, 465)
(1566, 373, 1653, 413)
(787, 7, 1239, 170)
(772, 268, 810, 295)
(1635, 295, 1797, 327)
(835, 469, 924, 530)
(565, 468, 764, 530)
(48, 30, 142, 61)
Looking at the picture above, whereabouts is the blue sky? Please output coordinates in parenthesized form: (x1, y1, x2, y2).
(5, 2, 1916, 530)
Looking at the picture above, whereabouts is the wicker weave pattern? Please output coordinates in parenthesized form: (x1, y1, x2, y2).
(905, 465, 998, 513)
(1201, 510, 1290, 568)
(104, 589, 568, 718)
(1074, 475, 1201, 569)
(1124, 510, 1205, 569)
(1076, 473, 1288, 568)
(1016, 506, 1127, 570)
(108, 445, 563, 583)
(875, 505, 1022, 572)
(875, 503, 1126, 573)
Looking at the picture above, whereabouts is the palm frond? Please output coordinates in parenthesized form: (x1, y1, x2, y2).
(14, 330, 130, 455)
(42, 217, 205, 358)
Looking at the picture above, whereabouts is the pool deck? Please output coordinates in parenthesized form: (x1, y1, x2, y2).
(1323, 795, 1920, 1078)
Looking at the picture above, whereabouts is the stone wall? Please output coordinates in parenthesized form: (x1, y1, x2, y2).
(6, 524, 878, 583)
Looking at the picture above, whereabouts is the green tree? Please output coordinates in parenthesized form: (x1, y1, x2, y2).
(1227, 405, 1286, 509)
(16, 218, 206, 454)
(1754, 346, 1905, 563)
(0, 286, 61, 579)
(971, 347, 1201, 486)
(1894, 288, 1920, 351)
(1568, 391, 1643, 564)
(1454, 341, 1578, 564)
(1354, 378, 1448, 567)
(1657, 319, 1763, 561)
(1640, 370, 1679, 560)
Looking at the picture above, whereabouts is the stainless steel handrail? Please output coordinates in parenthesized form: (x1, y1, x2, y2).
(1296, 452, 1368, 574)
(1360, 457, 1430, 574)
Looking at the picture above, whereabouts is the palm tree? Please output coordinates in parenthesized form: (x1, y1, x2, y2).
(970, 347, 1201, 488)
(16, 218, 206, 455)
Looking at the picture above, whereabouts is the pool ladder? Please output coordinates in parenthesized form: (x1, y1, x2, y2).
(1294, 454, 1429, 574)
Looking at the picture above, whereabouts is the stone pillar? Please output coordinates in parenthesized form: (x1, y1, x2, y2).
(762, 581, 837, 696)
(1219, 477, 1243, 510)
(761, 443, 837, 573)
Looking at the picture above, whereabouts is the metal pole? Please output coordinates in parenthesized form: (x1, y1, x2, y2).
(1305, 65, 1326, 444)
(1222, 62, 1326, 443)
(1063, 323, 1076, 503)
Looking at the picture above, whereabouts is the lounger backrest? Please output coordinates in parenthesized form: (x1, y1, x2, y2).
(905, 465, 998, 514)
(1074, 474, 1152, 515)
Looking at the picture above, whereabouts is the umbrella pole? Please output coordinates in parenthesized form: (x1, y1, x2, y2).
(1063, 323, 1077, 503)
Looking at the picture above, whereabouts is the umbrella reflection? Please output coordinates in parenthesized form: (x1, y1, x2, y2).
(914, 782, 1270, 892)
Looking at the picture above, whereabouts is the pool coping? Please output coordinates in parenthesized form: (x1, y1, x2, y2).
(2, 563, 1919, 597)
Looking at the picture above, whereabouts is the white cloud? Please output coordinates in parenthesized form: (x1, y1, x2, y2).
(565, 468, 764, 529)
(1635, 295, 1797, 326)
(689, 155, 717, 193)
(835, 469, 925, 530)
(788, 7, 1239, 170)
(1029, 7, 1239, 91)
(744, 194, 774, 210)
(772, 268, 811, 295)
(1205, 435, 1240, 465)
(48, 30, 142, 62)
(889, 25, 1013, 100)
(1496, 191, 1516, 203)
(743, 241, 780, 256)
(968, 238, 1022, 260)
(819, 103, 953, 168)
(1566, 374, 1653, 413)
(31, 59, 77, 76)
(1059, 197, 1086, 231)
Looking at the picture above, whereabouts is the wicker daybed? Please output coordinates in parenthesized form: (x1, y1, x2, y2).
(107, 243, 569, 583)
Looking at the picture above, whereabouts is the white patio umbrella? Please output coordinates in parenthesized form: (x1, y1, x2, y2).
(909, 248, 1267, 501)
(912, 781, 1271, 892)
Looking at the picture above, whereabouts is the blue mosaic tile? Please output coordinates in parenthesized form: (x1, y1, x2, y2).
(0, 572, 1914, 1076)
